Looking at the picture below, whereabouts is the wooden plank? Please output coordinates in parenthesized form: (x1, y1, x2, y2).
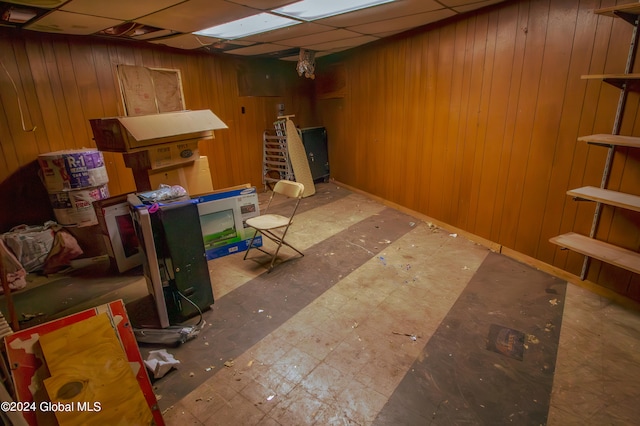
(581, 73, 640, 92)
(568, 186, 640, 212)
(577, 133, 640, 148)
(39, 313, 153, 426)
(595, 3, 640, 18)
(550, 232, 640, 275)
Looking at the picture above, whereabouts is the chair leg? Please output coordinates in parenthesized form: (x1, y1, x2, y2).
(243, 230, 259, 260)
(268, 240, 285, 272)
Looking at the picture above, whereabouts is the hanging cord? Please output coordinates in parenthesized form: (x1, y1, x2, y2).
(0, 59, 36, 132)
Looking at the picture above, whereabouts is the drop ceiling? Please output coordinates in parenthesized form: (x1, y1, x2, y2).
(0, 0, 508, 60)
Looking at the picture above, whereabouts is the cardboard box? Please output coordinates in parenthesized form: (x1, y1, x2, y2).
(90, 110, 227, 152)
(148, 155, 214, 196)
(93, 194, 144, 272)
(196, 187, 262, 260)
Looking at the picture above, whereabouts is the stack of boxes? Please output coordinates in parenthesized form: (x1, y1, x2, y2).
(38, 149, 110, 227)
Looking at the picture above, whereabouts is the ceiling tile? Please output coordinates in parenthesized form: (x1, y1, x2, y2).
(239, 22, 334, 43)
(225, 42, 291, 56)
(278, 50, 332, 61)
(223, 0, 298, 10)
(132, 28, 178, 40)
(2, 0, 66, 8)
(59, 0, 184, 20)
(348, 8, 457, 35)
(136, 0, 255, 33)
(276, 29, 363, 48)
(316, 0, 443, 27)
(305, 35, 378, 51)
(25, 10, 122, 34)
(149, 33, 218, 49)
(439, 0, 489, 6)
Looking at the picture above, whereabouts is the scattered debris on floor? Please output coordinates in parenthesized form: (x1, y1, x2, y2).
(449, 233, 457, 238)
(378, 256, 387, 265)
(144, 349, 181, 379)
(224, 359, 235, 368)
(549, 298, 559, 306)
(392, 331, 419, 341)
(20, 312, 44, 322)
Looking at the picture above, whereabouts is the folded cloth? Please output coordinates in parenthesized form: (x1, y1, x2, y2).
(0, 238, 27, 294)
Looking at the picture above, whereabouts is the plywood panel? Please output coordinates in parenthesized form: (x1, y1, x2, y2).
(39, 313, 152, 425)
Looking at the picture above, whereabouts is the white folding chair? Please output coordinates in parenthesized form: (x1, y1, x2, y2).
(243, 180, 305, 272)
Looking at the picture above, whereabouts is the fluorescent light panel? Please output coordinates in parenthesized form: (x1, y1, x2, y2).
(194, 12, 299, 40)
(273, 0, 395, 21)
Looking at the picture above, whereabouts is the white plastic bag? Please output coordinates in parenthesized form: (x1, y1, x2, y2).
(1, 221, 57, 272)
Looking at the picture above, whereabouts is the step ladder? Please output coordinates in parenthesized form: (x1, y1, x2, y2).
(262, 119, 294, 190)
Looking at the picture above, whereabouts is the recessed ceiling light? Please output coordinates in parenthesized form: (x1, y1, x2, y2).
(273, 0, 395, 21)
(194, 13, 300, 40)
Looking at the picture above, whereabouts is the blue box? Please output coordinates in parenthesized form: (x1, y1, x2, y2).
(196, 187, 262, 260)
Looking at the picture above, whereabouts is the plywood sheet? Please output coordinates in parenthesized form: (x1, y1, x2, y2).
(39, 313, 153, 426)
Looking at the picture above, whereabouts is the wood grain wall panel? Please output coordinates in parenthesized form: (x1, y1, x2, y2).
(466, 11, 496, 235)
(401, 36, 424, 210)
(466, 9, 498, 236)
(448, 19, 473, 227)
(515, 1, 578, 257)
(1, 30, 315, 232)
(496, 0, 549, 250)
(318, 0, 640, 301)
(457, 13, 489, 232)
(429, 26, 454, 223)
(477, 3, 520, 243)
(539, 0, 600, 266)
(488, 3, 528, 243)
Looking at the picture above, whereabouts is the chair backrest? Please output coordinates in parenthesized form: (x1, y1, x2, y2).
(273, 180, 304, 199)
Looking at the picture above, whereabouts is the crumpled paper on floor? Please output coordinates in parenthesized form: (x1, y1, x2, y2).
(144, 349, 180, 379)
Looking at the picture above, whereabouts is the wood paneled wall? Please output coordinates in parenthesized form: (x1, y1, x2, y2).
(317, 0, 640, 301)
(1, 0, 639, 302)
(0, 29, 315, 230)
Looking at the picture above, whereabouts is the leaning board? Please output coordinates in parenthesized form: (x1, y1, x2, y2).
(285, 118, 316, 197)
(39, 313, 153, 425)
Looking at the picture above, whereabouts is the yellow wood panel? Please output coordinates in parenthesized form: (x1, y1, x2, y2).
(39, 313, 152, 425)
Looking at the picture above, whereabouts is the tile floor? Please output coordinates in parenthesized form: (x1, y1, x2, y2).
(147, 183, 640, 425)
(4, 182, 639, 425)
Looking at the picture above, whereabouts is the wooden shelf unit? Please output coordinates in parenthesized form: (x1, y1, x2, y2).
(567, 186, 640, 213)
(577, 133, 640, 148)
(551, 3, 640, 279)
(581, 74, 640, 92)
(550, 233, 640, 275)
